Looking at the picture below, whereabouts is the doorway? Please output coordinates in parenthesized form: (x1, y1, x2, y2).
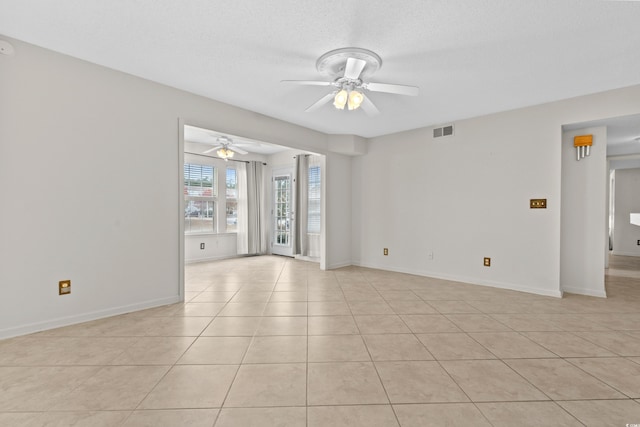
(271, 167, 294, 257)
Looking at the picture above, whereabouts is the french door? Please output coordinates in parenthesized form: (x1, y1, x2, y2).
(272, 168, 294, 256)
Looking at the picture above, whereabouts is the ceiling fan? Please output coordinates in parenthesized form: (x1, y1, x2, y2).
(282, 47, 419, 115)
(202, 136, 248, 160)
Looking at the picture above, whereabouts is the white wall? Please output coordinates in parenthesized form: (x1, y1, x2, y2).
(612, 168, 640, 256)
(326, 152, 352, 269)
(185, 233, 238, 263)
(561, 126, 608, 297)
(0, 37, 335, 338)
(353, 86, 640, 297)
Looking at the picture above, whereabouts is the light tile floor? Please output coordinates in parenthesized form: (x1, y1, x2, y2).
(2, 255, 640, 426)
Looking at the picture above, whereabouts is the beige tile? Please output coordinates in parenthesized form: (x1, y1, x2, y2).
(378, 291, 421, 301)
(574, 331, 640, 356)
(308, 405, 399, 427)
(363, 334, 433, 361)
(308, 301, 351, 316)
(201, 316, 261, 336)
(469, 332, 557, 358)
(111, 337, 195, 365)
(354, 315, 411, 334)
(178, 337, 251, 364)
(274, 283, 308, 292)
(546, 314, 612, 332)
(35, 411, 132, 427)
(506, 358, 623, 400)
(140, 365, 237, 409)
(216, 407, 306, 427)
(256, 316, 307, 335)
(0, 413, 42, 426)
(417, 333, 495, 360)
(446, 314, 512, 332)
(308, 335, 370, 362)
(348, 301, 395, 315)
(488, 314, 564, 331)
(225, 363, 306, 407)
(387, 300, 438, 314)
(427, 300, 481, 314)
(230, 291, 272, 302)
(477, 402, 583, 427)
(376, 361, 468, 403)
(243, 336, 307, 363)
(400, 315, 462, 333)
(441, 360, 549, 402)
(178, 302, 226, 316)
(308, 316, 359, 335)
(217, 302, 266, 316)
(522, 331, 617, 357)
(0, 366, 99, 411)
(558, 399, 640, 427)
(394, 403, 492, 427)
(269, 291, 308, 302)
(190, 291, 237, 303)
(61, 366, 170, 410)
(568, 357, 640, 398)
(143, 317, 213, 336)
(123, 409, 218, 427)
(343, 290, 385, 302)
(307, 362, 388, 405)
(0, 337, 137, 366)
(307, 290, 345, 301)
(263, 302, 307, 316)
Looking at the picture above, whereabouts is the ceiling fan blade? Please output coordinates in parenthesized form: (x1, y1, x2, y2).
(365, 82, 419, 96)
(344, 57, 367, 80)
(360, 95, 380, 116)
(230, 147, 248, 155)
(305, 92, 336, 112)
(202, 145, 223, 154)
(281, 80, 332, 86)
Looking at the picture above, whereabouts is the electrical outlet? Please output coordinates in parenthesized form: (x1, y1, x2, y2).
(59, 280, 71, 295)
(428, 251, 434, 260)
(200, 243, 205, 250)
(483, 257, 491, 267)
(637, 240, 640, 246)
(383, 248, 389, 256)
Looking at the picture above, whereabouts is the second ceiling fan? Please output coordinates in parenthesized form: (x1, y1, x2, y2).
(282, 47, 419, 115)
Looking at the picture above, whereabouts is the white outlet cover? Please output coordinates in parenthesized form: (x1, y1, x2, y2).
(0, 40, 15, 56)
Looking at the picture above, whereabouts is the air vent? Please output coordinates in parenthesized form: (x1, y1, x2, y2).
(433, 124, 454, 139)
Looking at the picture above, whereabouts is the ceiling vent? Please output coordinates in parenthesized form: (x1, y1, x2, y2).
(433, 124, 454, 139)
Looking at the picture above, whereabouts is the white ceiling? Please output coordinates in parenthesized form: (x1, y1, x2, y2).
(1, 0, 640, 138)
(184, 125, 288, 155)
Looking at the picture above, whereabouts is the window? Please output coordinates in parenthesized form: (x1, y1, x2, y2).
(226, 167, 238, 232)
(184, 163, 217, 233)
(308, 165, 321, 233)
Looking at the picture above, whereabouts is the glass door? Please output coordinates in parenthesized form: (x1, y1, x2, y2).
(272, 169, 294, 256)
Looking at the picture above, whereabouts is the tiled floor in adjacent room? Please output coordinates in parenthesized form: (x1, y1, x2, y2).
(2, 255, 640, 426)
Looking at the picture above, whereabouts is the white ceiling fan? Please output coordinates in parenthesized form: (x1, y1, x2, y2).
(282, 47, 419, 115)
(202, 136, 248, 159)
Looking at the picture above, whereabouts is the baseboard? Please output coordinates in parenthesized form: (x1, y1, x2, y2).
(611, 251, 640, 257)
(351, 261, 563, 298)
(562, 286, 607, 298)
(0, 295, 181, 340)
(185, 254, 242, 264)
(327, 260, 353, 270)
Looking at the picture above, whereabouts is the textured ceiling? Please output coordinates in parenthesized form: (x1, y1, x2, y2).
(1, 0, 640, 138)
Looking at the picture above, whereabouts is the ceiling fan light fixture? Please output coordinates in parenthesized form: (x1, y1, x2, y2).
(333, 89, 348, 110)
(347, 90, 364, 110)
(217, 147, 234, 160)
